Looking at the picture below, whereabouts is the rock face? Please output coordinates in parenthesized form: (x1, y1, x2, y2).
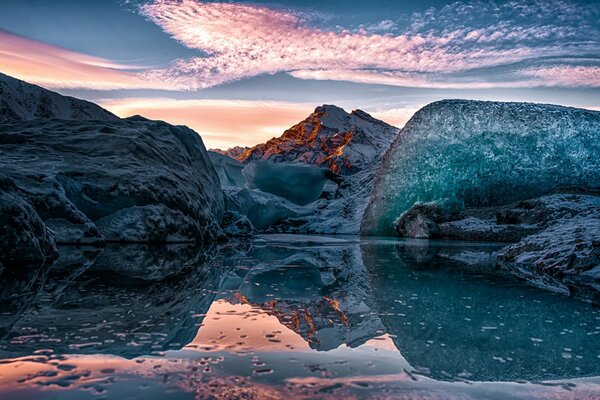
(236, 105, 399, 175)
(0, 118, 224, 263)
(395, 193, 600, 300)
(210, 146, 250, 160)
(362, 100, 600, 236)
(0, 72, 118, 122)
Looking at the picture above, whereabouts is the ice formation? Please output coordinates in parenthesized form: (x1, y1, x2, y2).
(207, 150, 245, 187)
(362, 100, 600, 236)
(223, 187, 311, 230)
(242, 161, 330, 205)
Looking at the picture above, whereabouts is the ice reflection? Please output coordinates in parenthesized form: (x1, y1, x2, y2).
(1, 236, 600, 399)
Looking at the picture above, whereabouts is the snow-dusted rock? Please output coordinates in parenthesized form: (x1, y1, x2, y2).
(396, 193, 600, 242)
(499, 213, 600, 298)
(362, 100, 600, 236)
(210, 145, 250, 160)
(223, 187, 310, 231)
(238, 105, 399, 175)
(0, 72, 118, 122)
(220, 210, 256, 237)
(0, 118, 224, 252)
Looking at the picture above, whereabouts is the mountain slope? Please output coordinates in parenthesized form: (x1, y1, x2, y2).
(235, 105, 399, 175)
(0, 72, 118, 122)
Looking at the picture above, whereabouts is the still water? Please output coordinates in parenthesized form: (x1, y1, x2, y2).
(1, 235, 599, 399)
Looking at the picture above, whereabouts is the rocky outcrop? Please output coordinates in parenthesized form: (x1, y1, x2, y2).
(236, 105, 399, 175)
(0, 174, 58, 265)
(0, 72, 118, 122)
(210, 146, 250, 160)
(0, 118, 224, 263)
(394, 193, 600, 300)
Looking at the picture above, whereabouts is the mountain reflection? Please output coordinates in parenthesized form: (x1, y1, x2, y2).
(1, 236, 600, 399)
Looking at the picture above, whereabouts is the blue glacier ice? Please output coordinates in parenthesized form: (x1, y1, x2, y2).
(242, 160, 330, 206)
(362, 100, 600, 235)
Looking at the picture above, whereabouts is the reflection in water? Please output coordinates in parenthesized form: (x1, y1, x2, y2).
(1, 236, 599, 399)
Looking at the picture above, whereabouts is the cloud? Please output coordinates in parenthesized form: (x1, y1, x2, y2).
(0, 30, 177, 90)
(140, 0, 600, 89)
(99, 98, 316, 149)
(520, 65, 600, 87)
(2, 1, 598, 91)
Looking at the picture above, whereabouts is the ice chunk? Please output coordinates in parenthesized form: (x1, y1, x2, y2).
(224, 187, 312, 230)
(242, 161, 329, 206)
(362, 100, 600, 235)
(207, 151, 245, 187)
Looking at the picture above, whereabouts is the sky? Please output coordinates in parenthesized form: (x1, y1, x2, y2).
(0, 0, 599, 149)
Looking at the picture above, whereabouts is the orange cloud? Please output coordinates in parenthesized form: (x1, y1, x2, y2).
(0, 30, 173, 90)
(99, 98, 315, 149)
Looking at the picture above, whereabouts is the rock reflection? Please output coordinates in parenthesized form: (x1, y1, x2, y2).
(1, 236, 600, 399)
(0, 244, 220, 359)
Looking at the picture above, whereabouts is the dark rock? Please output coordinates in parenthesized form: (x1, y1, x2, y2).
(0, 118, 224, 255)
(221, 210, 256, 237)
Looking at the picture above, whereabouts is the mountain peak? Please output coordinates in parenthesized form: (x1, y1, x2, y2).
(236, 104, 400, 175)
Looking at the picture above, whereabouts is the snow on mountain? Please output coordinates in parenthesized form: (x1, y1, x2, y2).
(0, 72, 118, 122)
(210, 146, 250, 159)
(236, 105, 400, 175)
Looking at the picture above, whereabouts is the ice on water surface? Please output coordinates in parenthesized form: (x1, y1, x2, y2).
(362, 100, 600, 235)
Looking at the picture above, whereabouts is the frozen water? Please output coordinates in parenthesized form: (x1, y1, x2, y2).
(242, 161, 329, 206)
(362, 100, 600, 235)
(207, 150, 245, 187)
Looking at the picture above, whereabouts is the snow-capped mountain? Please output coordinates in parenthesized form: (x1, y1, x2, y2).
(210, 146, 250, 159)
(0, 72, 118, 122)
(232, 105, 399, 175)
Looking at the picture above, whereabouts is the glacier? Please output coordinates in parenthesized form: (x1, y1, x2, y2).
(362, 100, 600, 236)
(242, 160, 330, 206)
(207, 150, 246, 187)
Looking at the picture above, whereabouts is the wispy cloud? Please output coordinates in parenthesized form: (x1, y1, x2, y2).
(1, 1, 598, 91)
(0, 30, 172, 90)
(139, 0, 600, 89)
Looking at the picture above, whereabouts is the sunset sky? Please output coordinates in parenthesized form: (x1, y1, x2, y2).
(1, 0, 599, 149)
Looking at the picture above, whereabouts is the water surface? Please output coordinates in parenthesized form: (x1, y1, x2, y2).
(1, 235, 599, 399)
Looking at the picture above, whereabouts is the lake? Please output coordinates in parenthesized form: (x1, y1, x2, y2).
(1, 235, 599, 399)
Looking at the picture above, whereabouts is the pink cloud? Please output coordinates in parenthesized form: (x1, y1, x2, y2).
(520, 65, 600, 87)
(0, 30, 177, 90)
(140, 0, 550, 89)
